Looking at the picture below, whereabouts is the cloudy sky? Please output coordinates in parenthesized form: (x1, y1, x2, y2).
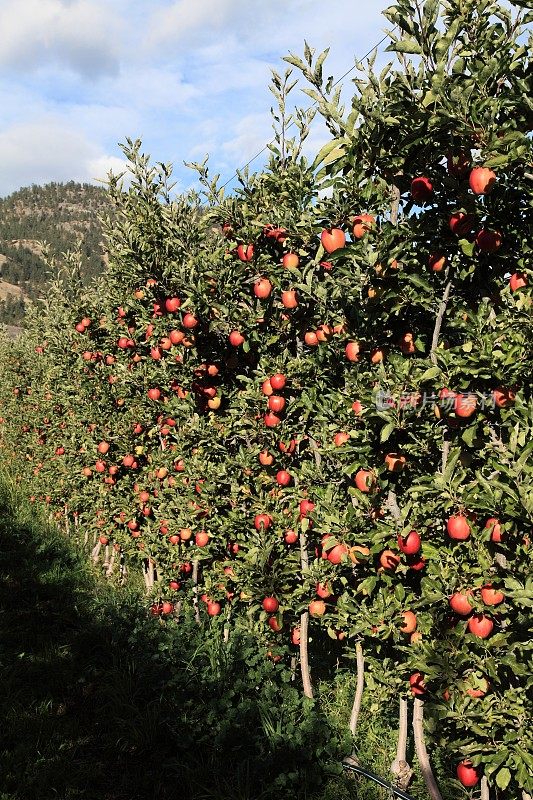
(0, 0, 389, 197)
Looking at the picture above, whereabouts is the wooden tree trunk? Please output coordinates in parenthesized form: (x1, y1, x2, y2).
(299, 529, 313, 699)
(348, 641, 364, 737)
(391, 698, 413, 789)
(192, 559, 201, 624)
(413, 698, 443, 800)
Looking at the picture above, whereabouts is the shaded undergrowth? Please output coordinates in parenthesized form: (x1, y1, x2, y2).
(0, 476, 450, 800)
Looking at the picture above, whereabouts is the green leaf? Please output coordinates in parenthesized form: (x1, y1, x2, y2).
(496, 768, 511, 791)
(386, 39, 423, 55)
(380, 422, 395, 443)
(460, 239, 475, 257)
(405, 274, 432, 293)
(311, 141, 346, 172)
(419, 366, 441, 382)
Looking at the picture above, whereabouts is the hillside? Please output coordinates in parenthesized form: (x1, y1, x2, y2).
(0, 182, 110, 325)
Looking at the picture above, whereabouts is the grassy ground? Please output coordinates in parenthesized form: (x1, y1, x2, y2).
(0, 475, 451, 800)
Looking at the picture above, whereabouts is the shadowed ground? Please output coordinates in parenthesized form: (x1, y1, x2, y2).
(0, 479, 451, 800)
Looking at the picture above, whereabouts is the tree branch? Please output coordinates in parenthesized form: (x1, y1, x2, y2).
(430, 274, 452, 366)
(387, 489, 402, 524)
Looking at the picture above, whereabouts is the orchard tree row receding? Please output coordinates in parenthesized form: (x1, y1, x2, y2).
(0, 1, 532, 798)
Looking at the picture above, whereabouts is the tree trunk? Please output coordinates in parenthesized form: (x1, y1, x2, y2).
(299, 529, 313, 699)
(480, 776, 489, 800)
(192, 559, 201, 624)
(91, 540, 101, 563)
(348, 641, 364, 736)
(223, 606, 231, 644)
(391, 698, 413, 789)
(106, 549, 115, 577)
(412, 698, 443, 800)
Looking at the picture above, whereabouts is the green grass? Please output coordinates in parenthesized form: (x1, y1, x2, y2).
(0, 474, 452, 800)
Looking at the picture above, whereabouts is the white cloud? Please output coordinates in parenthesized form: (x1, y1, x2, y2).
(219, 112, 272, 164)
(87, 155, 129, 184)
(0, 0, 390, 195)
(147, 0, 262, 49)
(0, 119, 123, 195)
(0, 0, 121, 78)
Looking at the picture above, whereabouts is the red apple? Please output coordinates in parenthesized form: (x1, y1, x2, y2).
(410, 176, 434, 203)
(345, 341, 360, 362)
(397, 530, 421, 555)
(429, 252, 446, 272)
(182, 313, 198, 329)
(454, 393, 477, 418)
(480, 584, 504, 606)
(281, 252, 299, 270)
(281, 290, 298, 309)
(262, 596, 279, 613)
(206, 601, 221, 616)
(449, 211, 476, 237)
(509, 272, 528, 292)
(237, 243, 254, 262)
(270, 373, 286, 390)
(409, 672, 426, 696)
(276, 470, 291, 486)
(354, 469, 375, 492)
(484, 517, 504, 543)
(476, 229, 502, 252)
(333, 432, 350, 447)
(327, 544, 348, 564)
(268, 396, 286, 413)
(299, 499, 315, 517)
(492, 387, 515, 408)
(449, 590, 473, 616)
(379, 550, 400, 571)
(469, 166, 496, 195)
(254, 513, 272, 531)
(321, 227, 346, 253)
(352, 213, 375, 239)
(259, 450, 274, 466)
(254, 278, 272, 299)
(165, 297, 181, 313)
(456, 761, 481, 788)
(468, 613, 494, 638)
(309, 599, 326, 617)
(195, 531, 209, 547)
(447, 514, 470, 540)
(229, 330, 244, 346)
(400, 610, 417, 634)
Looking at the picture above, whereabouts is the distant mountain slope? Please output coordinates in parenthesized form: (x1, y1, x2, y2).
(0, 182, 110, 325)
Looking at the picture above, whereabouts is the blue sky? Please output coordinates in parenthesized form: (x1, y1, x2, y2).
(0, 0, 388, 197)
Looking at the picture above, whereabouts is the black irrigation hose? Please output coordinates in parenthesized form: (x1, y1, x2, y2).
(342, 761, 417, 800)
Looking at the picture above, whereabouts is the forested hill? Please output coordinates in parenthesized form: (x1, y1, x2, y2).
(0, 182, 110, 325)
